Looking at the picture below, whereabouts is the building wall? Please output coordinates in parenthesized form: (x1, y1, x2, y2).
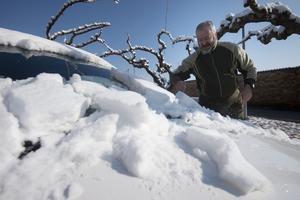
(183, 66, 300, 110)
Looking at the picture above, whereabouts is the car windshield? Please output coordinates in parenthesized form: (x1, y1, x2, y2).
(0, 46, 123, 87)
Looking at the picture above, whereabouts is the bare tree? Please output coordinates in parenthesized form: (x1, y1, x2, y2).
(99, 30, 195, 88)
(46, 0, 299, 88)
(218, 0, 300, 44)
(101, 0, 299, 87)
(46, 0, 119, 47)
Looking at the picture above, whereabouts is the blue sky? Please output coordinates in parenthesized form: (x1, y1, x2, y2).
(1, 0, 299, 80)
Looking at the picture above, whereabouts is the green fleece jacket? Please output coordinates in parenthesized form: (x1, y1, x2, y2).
(172, 41, 256, 103)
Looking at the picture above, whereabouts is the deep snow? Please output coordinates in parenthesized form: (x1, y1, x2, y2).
(1, 27, 300, 200)
(0, 72, 299, 200)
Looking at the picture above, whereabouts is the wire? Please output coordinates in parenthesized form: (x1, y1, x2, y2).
(164, 0, 169, 31)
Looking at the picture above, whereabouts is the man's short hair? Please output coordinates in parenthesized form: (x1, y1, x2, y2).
(196, 21, 216, 34)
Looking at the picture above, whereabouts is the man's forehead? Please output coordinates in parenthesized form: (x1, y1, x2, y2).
(197, 29, 211, 37)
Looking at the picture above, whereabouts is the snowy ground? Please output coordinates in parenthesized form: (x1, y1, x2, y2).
(1, 72, 300, 200)
(249, 117, 300, 140)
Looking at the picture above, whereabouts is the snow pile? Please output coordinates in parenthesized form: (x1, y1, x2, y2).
(0, 28, 113, 68)
(71, 74, 202, 186)
(111, 69, 176, 109)
(0, 98, 22, 175)
(1, 72, 299, 200)
(4, 73, 89, 136)
(183, 127, 268, 194)
(0, 78, 22, 175)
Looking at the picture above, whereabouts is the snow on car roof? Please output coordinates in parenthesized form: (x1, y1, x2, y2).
(0, 27, 113, 69)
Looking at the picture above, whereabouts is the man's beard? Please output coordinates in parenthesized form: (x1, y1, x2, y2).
(199, 40, 217, 54)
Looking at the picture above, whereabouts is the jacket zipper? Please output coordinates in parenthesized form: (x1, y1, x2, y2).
(209, 53, 223, 97)
(193, 63, 206, 96)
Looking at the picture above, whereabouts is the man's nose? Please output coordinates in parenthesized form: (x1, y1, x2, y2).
(202, 41, 209, 46)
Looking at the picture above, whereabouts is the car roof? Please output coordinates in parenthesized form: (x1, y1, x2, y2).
(0, 27, 114, 70)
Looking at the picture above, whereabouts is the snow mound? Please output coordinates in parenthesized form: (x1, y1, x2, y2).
(4, 73, 89, 135)
(1, 72, 299, 200)
(71, 75, 202, 185)
(183, 127, 270, 195)
(0, 96, 22, 175)
(111, 69, 176, 110)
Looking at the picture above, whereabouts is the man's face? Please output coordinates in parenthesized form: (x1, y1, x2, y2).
(196, 27, 216, 50)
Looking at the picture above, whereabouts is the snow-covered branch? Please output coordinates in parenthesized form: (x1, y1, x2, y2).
(46, 0, 118, 46)
(74, 30, 105, 48)
(49, 22, 111, 42)
(100, 33, 170, 88)
(171, 35, 196, 55)
(218, 0, 300, 44)
(46, 0, 96, 40)
(238, 25, 289, 44)
(100, 30, 195, 88)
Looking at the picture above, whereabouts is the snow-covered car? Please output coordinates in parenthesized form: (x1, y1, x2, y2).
(0, 27, 118, 85)
(0, 28, 300, 200)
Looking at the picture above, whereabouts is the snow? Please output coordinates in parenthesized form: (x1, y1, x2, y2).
(0, 28, 113, 69)
(249, 116, 300, 140)
(183, 127, 269, 195)
(111, 68, 176, 111)
(0, 72, 299, 200)
(289, 13, 300, 24)
(4, 73, 89, 136)
(0, 95, 22, 175)
(265, 2, 292, 14)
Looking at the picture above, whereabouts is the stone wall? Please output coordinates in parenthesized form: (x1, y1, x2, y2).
(249, 66, 300, 110)
(183, 66, 300, 110)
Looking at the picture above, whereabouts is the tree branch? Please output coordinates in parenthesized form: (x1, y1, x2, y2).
(238, 25, 290, 44)
(99, 30, 197, 88)
(171, 35, 196, 55)
(218, 0, 300, 44)
(100, 31, 181, 87)
(49, 22, 111, 42)
(46, 0, 96, 39)
(46, 0, 118, 47)
(73, 30, 105, 48)
(100, 34, 167, 87)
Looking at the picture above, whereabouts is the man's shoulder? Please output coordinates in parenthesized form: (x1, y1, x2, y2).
(218, 41, 238, 50)
(183, 50, 199, 63)
(218, 41, 239, 53)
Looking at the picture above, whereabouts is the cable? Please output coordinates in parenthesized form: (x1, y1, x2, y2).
(164, 0, 169, 31)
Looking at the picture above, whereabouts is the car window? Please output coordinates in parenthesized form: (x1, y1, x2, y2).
(0, 50, 112, 78)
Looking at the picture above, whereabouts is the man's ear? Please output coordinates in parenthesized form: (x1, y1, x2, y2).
(212, 31, 218, 41)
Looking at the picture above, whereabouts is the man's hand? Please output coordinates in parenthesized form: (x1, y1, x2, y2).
(241, 84, 253, 103)
(169, 81, 186, 93)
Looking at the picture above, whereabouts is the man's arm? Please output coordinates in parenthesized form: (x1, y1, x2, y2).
(235, 45, 257, 102)
(169, 51, 198, 92)
(235, 45, 256, 86)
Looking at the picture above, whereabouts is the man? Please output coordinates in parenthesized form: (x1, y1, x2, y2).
(170, 21, 256, 119)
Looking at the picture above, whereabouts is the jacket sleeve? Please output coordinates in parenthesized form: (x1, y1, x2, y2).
(234, 45, 257, 85)
(170, 51, 198, 84)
